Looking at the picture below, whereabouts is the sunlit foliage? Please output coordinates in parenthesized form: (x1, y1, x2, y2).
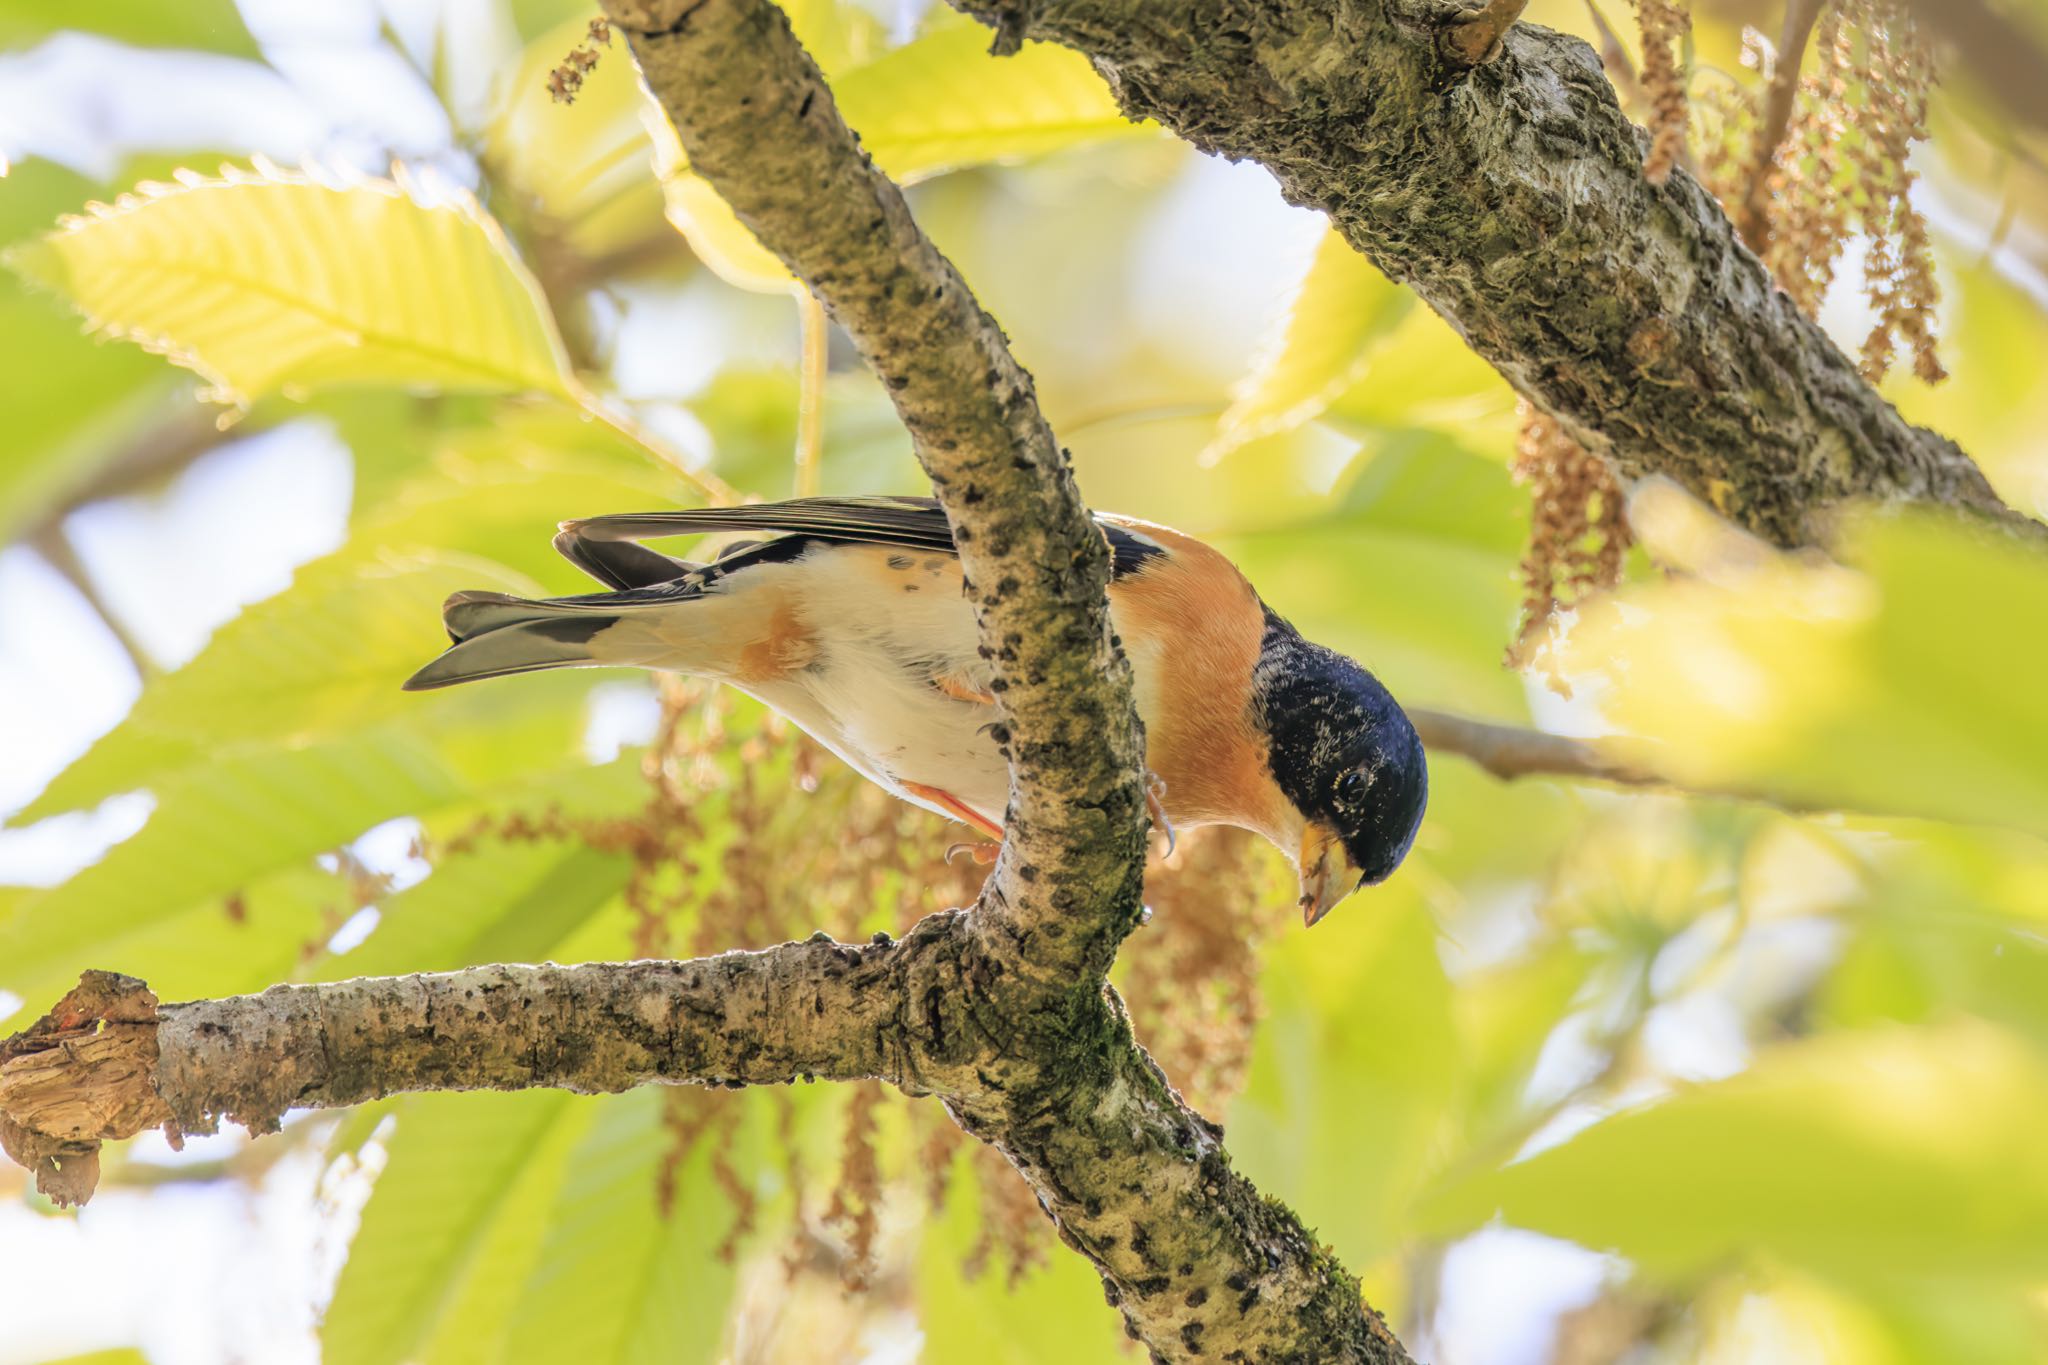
(3, 0, 2048, 1361)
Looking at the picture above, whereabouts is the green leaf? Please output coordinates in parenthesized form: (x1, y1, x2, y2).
(0, 159, 196, 542)
(504, 1090, 741, 1365)
(0, 726, 458, 995)
(0, 0, 258, 57)
(653, 22, 1145, 296)
(0, 687, 593, 1006)
(5, 166, 575, 409)
(655, 166, 799, 295)
(1821, 828, 2048, 1048)
(18, 431, 678, 826)
(1220, 438, 1529, 720)
(1326, 425, 1527, 556)
(1229, 894, 1461, 1267)
(917, 1143, 1127, 1364)
(18, 554, 535, 823)
(691, 365, 923, 497)
(0, 858, 336, 1028)
(324, 1091, 590, 1365)
(484, 15, 669, 261)
(1420, 1020, 2048, 1285)
(1567, 508, 2048, 832)
(507, 0, 597, 43)
(316, 760, 646, 981)
(835, 26, 1145, 184)
(1319, 298, 1517, 442)
(1204, 227, 1414, 462)
(1451, 939, 1594, 1147)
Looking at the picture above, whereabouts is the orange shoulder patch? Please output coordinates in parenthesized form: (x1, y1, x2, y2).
(733, 592, 818, 683)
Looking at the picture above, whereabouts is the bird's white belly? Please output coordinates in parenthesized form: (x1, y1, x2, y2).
(707, 544, 1177, 836)
(741, 663, 1008, 828)
(724, 551, 1008, 828)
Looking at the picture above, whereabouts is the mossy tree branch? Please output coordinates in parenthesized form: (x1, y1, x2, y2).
(0, 937, 970, 1207)
(602, 0, 1149, 989)
(3, 3, 1413, 1361)
(947, 0, 2036, 546)
(600, 4, 1403, 1356)
(2, 915, 1408, 1363)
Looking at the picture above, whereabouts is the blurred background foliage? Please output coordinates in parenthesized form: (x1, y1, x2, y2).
(1, 1, 2046, 1362)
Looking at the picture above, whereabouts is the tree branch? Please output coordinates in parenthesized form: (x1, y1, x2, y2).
(0, 935, 965, 1205)
(603, 0, 1148, 990)
(28, 523, 159, 680)
(4, 923, 1410, 1363)
(2, 4, 1424, 1354)
(946, 0, 2037, 546)
(1410, 707, 1660, 787)
(1413, 708, 1943, 825)
(1736, 0, 1825, 251)
(585, 7, 1411, 1357)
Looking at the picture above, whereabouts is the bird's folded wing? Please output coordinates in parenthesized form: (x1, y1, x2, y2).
(562, 496, 1165, 577)
(561, 496, 955, 552)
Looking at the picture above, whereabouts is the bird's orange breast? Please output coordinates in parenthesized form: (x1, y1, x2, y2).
(1105, 519, 1294, 843)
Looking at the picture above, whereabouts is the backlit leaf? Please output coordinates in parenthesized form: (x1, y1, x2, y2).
(16, 554, 537, 823)
(652, 23, 1145, 296)
(1567, 501, 2048, 832)
(917, 1141, 1126, 1364)
(324, 1091, 590, 1365)
(1421, 1019, 2048, 1284)
(836, 26, 1144, 183)
(486, 16, 668, 260)
(17, 433, 677, 826)
(503, 1089, 741, 1365)
(1229, 894, 1461, 1266)
(0, 159, 196, 542)
(6, 166, 575, 409)
(0, 690, 593, 1009)
(0, 0, 258, 57)
(1205, 227, 1414, 462)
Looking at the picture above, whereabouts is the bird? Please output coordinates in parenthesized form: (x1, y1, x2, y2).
(404, 496, 1427, 925)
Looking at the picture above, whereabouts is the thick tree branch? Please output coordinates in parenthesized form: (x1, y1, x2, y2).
(5, 933, 1409, 1362)
(4, 5, 1421, 1357)
(603, 0, 1148, 988)
(585, 6, 1409, 1356)
(948, 0, 2037, 546)
(0, 933, 971, 1204)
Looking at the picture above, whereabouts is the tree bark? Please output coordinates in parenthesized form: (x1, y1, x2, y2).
(4, 928, 1408, 1362)
(947, 0, 2034, 546)
(1, 3, 1415, 1360)
(603, 0, 1151, 990)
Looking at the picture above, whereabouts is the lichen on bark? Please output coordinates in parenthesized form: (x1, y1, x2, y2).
(948, 0, 2027, 547)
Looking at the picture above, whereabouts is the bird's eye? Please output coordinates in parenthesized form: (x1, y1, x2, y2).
(1335, 768, 1372, 806)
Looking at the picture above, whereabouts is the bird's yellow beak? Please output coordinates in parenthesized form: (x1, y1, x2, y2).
(1296, 822, 1364, 927)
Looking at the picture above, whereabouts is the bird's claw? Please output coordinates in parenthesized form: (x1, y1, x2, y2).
(1144, 770, 1176, 858)
(946, 840, 1001, 866)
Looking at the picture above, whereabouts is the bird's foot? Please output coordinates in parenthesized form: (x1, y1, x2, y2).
(1145, 770, 1176, 858)
(945, 840, 1002, 866)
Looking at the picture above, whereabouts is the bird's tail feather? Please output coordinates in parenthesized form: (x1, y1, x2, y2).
(404, 592, 622, 691)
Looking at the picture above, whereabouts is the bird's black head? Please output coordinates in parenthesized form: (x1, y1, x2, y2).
(1252, 610, 1429, 925)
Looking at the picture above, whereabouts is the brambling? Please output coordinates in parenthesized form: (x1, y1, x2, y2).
(405, 497, 1427, 924)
